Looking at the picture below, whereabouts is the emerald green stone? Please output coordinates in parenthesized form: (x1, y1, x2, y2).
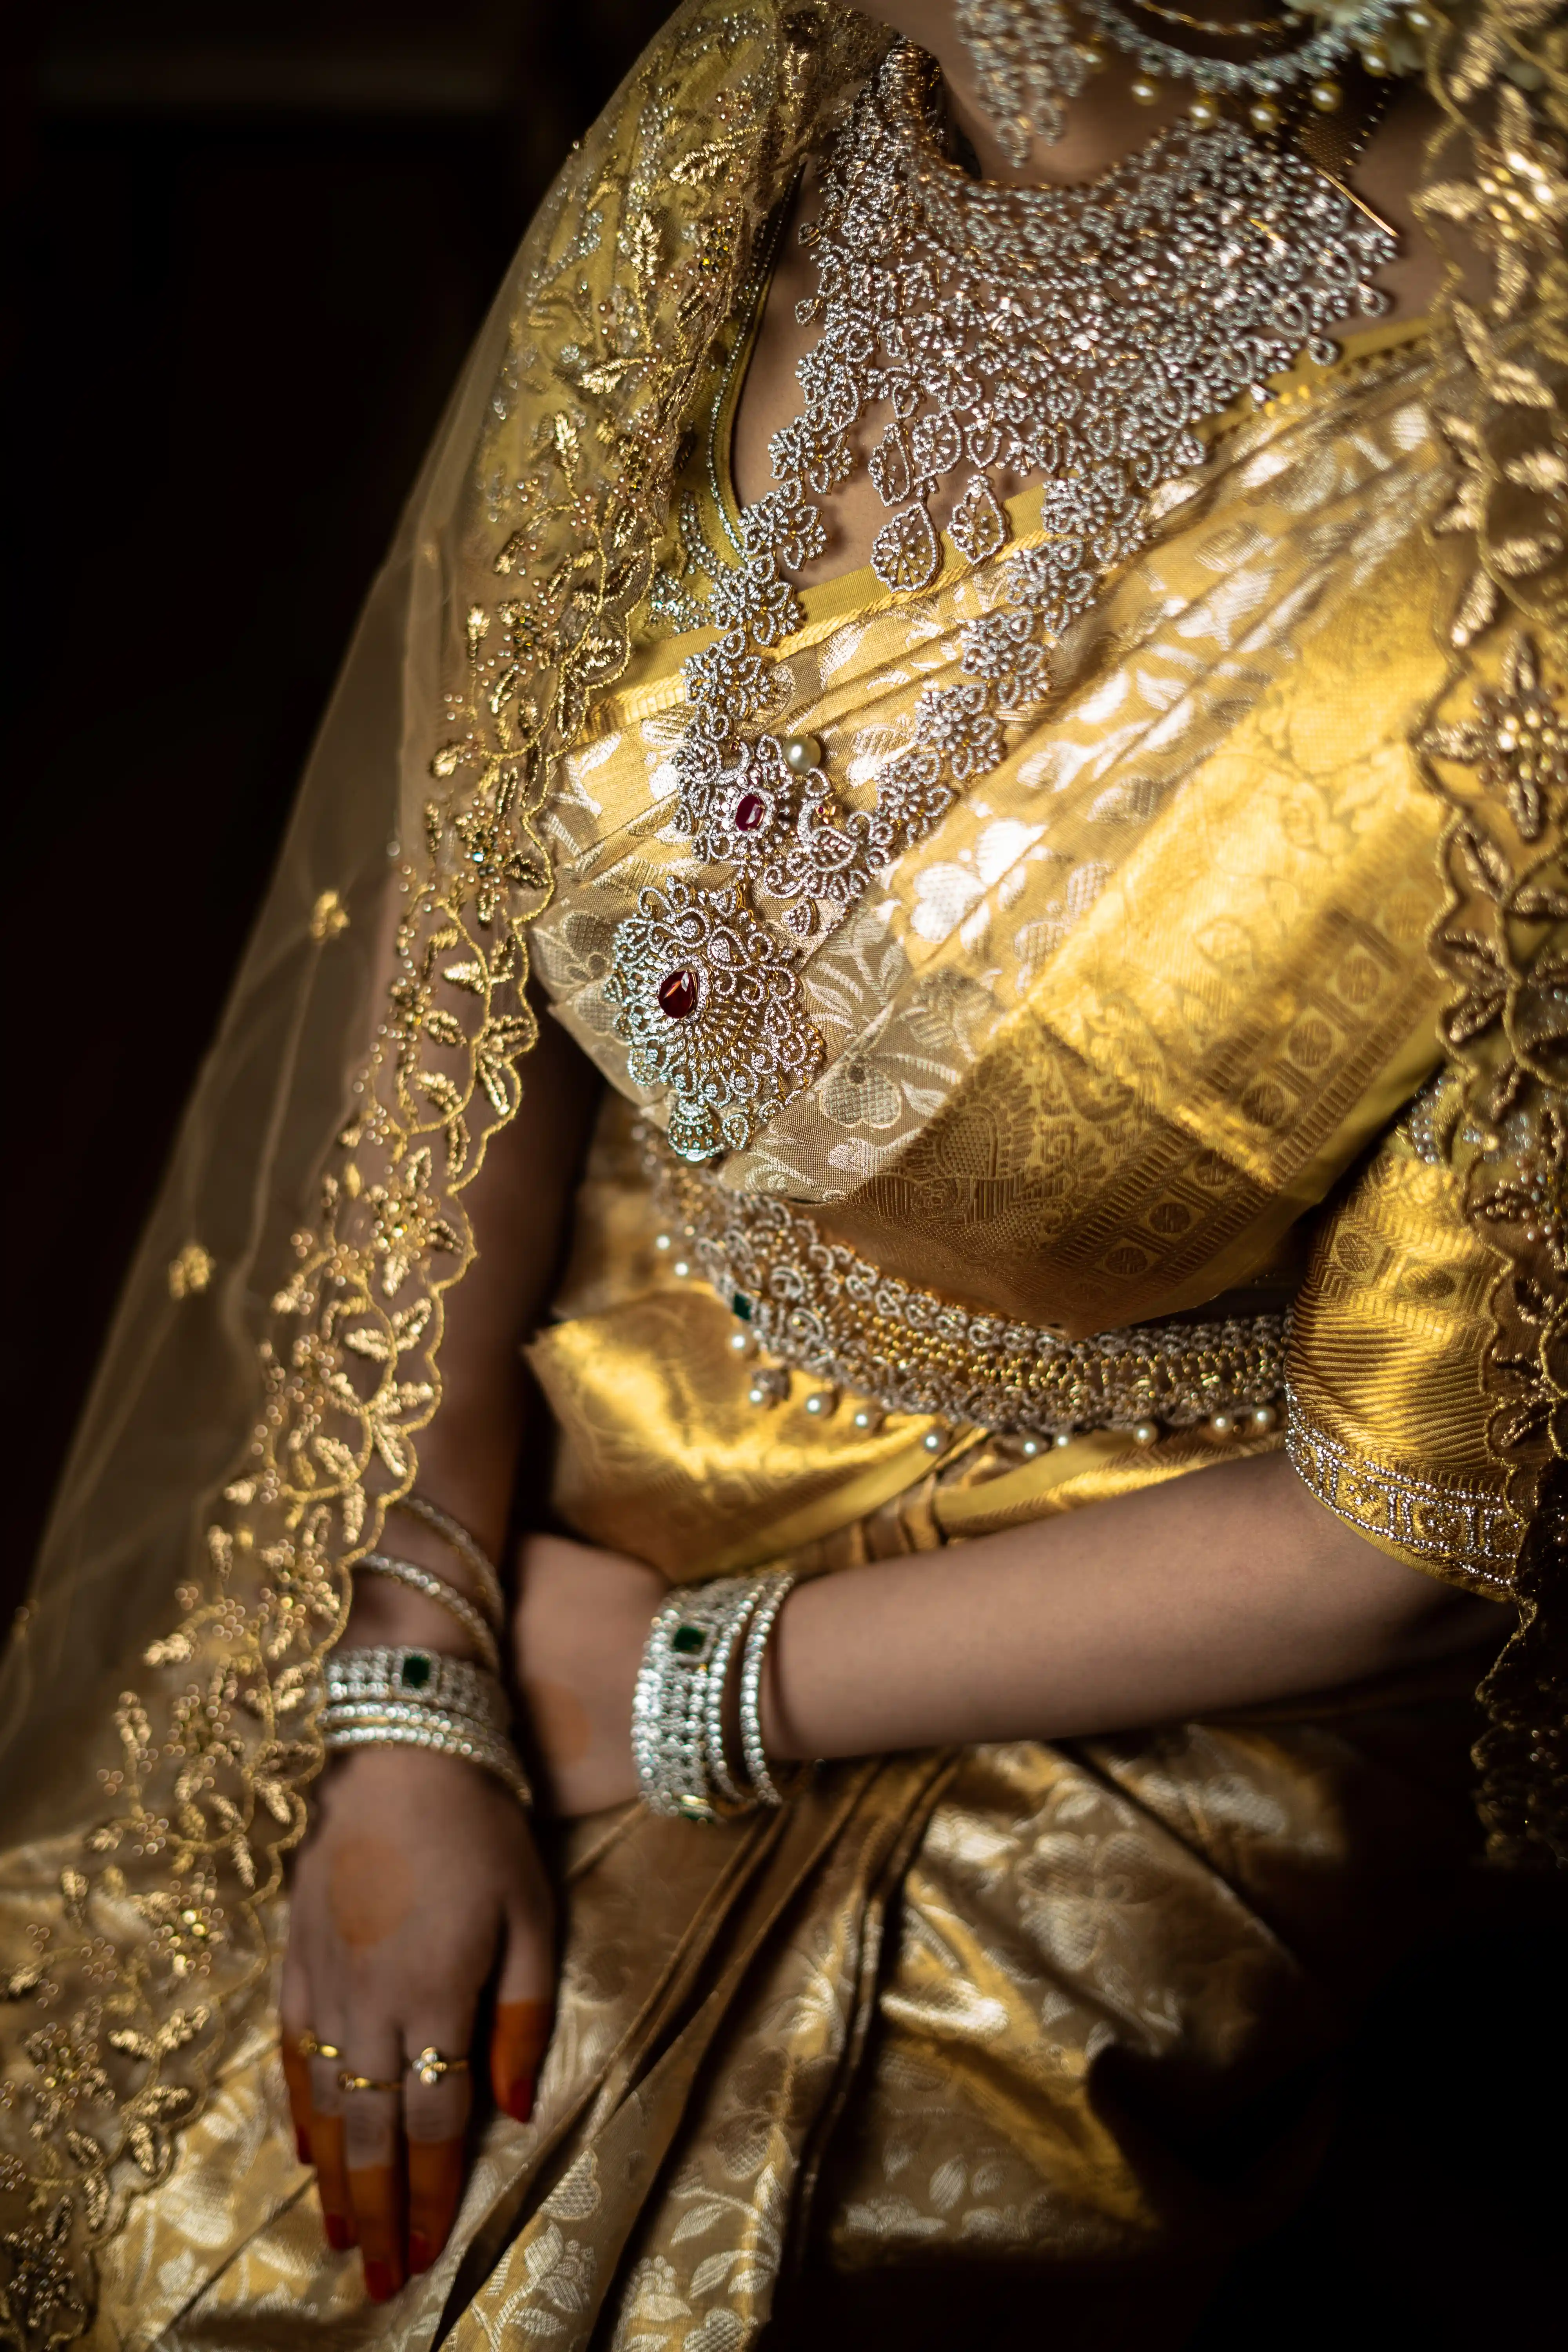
(671, 1624, 706, 1656)
(400, 1653, 433, 1690)
(732, 1292, 752, 1322)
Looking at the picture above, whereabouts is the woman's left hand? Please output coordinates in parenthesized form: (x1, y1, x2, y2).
(512, 1533, 668, 1815)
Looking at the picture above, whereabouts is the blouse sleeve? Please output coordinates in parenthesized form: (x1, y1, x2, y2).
(1284, 1087, 1522, 1598)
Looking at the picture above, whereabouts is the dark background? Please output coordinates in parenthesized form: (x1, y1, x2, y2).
(3, 4, 1562, 2342)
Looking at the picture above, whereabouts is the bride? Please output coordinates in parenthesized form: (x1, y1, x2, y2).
(1, 3, 1560, 2344)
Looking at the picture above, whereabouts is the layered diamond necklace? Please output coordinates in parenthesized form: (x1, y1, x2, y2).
(606, 39, 1397, 1164)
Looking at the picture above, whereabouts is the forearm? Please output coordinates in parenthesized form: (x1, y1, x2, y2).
(762, 1451, 1501, 1764)
(344, 998, 598, 1654)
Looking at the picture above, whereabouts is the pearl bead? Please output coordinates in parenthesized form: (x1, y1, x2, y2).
(1189, 92, 1222, 129)
(728, 1329, 754, 1355)
(1403, 3, 1436, 33)
(1021, 1437, 1041, 1458)
(1250, 1404, 1279, 1433)
(1206, 1412, 1236, 1441)
(654, 1232, 672, 1252)
(1053, 1431, 1073, 1449)
(922, 1428, 946, 1454)
(748, 1384, 769, 1407)
(672, 1259, 690, 1279)
(1131, 1421, 1160, 1448)
(1360, 38, 1393, 74)
(852, 1407, 879, 1431)
(804, 1390, 832, 1417)
(782, 733, 821, 775)
(1130, 73, 1163, 106)
(1308, 78, 1343, 113)
(1248, 97, 1282, 135)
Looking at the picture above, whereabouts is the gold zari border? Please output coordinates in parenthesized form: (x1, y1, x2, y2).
(1285, 1389, 1521, 1592)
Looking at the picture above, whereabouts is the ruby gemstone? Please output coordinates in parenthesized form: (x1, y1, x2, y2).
(733, 791, 767, 833)
(656, 966, 699, 1020)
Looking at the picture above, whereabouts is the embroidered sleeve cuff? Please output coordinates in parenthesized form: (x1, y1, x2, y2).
(1285, 1391, 1521, 1596)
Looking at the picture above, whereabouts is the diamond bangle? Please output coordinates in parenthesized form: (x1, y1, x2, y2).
(737, 1573, 802, 1808)
(324, 1645, 508, 1732)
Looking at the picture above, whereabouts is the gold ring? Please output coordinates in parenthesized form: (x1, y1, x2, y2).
(297, 2032, 343, 2061)
(409, 2046, 472, 2087)
(337, 2071, 402, 2094)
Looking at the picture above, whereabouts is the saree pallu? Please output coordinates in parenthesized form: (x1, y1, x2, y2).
(3, 2, 1563, 2345)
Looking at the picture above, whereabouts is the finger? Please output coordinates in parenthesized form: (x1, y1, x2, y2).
(278, 1957, 314, 2167)
(281, 2036, 314, 2169)
(407, 2139, 467, 2276)
(491, 1892, 554, 2125)
(309, 2050, 356, 2253)
(340, 2022, 405, 2302)
(347, 2158, 405, 2304)
(403, 2030, 475, 2274)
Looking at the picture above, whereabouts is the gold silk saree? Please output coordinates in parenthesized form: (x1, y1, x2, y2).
(1, 3, 1563, 2346)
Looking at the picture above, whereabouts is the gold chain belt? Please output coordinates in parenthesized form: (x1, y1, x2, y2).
(643, 1129, 1290, 1447)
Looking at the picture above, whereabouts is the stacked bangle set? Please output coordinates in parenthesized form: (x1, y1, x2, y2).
(325, 1495, 532, 1806)
(631, 1570, 803, 1822)
(330, 1500, 804, 1826)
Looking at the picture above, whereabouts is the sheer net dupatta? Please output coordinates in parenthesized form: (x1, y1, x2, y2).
(0, 0, 871, 2322)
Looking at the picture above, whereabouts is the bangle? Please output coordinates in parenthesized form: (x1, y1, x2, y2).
(324, 1645, 508, 1731)
(323, 1712, 531, 1806)
(737, 1573, 802, 1808)
(391, 1494, 505, 1627)
(356, 1554, 502, 1671)
(704, 1581, 768, 1808)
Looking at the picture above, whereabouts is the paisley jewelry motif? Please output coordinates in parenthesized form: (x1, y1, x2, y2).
(604, 878, 824, 1163)
(608, 40, 1398, 1162)
(955, 0, 1091, 158)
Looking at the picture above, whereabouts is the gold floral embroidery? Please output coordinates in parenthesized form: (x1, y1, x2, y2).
(166, 1243, 213, 1300)
(308, 887, 349, 942)
(1412, 3, 1568, 1865)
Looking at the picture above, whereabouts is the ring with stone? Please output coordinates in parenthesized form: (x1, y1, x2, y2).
(297, 2030, 343, 2061)
(408, 2046, 472, 2087)
(337, 2071, 403, 2094)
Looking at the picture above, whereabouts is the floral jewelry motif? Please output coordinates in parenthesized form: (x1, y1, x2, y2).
(608, 41, 1399, 1160)
(604, 879, 824, 1162)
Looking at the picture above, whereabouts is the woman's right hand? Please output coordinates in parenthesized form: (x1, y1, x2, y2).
(279, 1744, 554, 2303)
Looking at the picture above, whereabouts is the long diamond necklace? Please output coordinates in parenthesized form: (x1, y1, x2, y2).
(606, 40, 1397, 1165)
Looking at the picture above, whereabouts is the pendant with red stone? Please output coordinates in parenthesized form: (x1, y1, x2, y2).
(605, 877, 824, 1161)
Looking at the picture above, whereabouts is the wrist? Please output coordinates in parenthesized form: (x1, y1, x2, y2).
(340, 1575, 491, 1665)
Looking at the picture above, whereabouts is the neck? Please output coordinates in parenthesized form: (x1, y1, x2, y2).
(859, 0, 1320, 187)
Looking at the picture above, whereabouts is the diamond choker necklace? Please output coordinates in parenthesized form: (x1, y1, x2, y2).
(606, 41, 1397, 1164)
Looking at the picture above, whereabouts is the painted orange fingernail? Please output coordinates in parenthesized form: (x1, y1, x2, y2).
(492, 1999, 550, 2122)
(324, 2212, 354, 2253)
(364, 2258, 395, 2303)
(408, 2229, 436, 2273)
